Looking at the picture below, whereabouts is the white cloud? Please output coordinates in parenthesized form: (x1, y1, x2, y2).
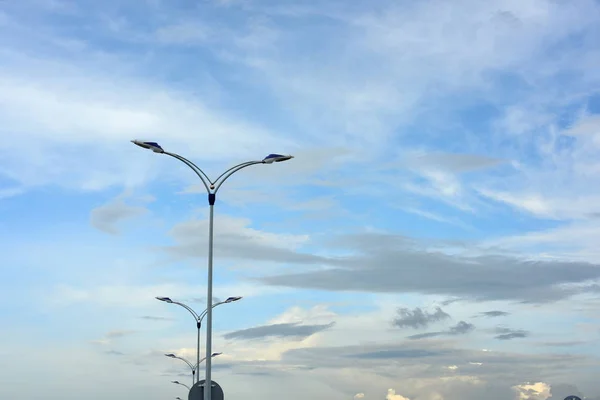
(386, 388, 410, 400)
(169, 214, 309, 251)
(477, 189, 553, 217)
(90, 200, 148, 235)
(0, 54, 296, 193)
(164, 213, 318, 265)
(565, 114, 600, 138)
(155, 22, 211, 45)
(514, 382, 551, 400)
(488, 221, 600, 262)
(267, 305, 337, 325)
(48, 281, 286, 309)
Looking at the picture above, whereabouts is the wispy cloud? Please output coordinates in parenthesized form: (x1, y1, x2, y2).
(494, 327, 530, 340)
(90, 199, 148, 235)
(392, 307, 450, 329)
(139, 316, 173, 321)
(479, 311, 510, 318)
(406, 321, 475, 340)
(223, 322, 335, 340)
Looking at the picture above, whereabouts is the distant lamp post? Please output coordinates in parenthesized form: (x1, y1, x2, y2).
(165, 352, 222, 386)
(156, 296, 241, 383)
(165, 353, 196, 386)
(133, 139, 293, 400)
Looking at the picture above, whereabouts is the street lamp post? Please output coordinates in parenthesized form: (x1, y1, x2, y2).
(165, 353, 196, 386)
(132, 139, 293, 400)
(157, 296, 242, 383)
(165, 352, 222, 387)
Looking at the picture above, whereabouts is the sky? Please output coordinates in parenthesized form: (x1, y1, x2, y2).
(1, 0, 600, 399)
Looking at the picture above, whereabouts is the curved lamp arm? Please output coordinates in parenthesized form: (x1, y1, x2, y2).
(200, 352, 222, 364)
(164, 152, 211, 192)
(172, 301, 200, 321)
(132, 140, 293, 200)
(214, 161, 263, 193)
(165, 354, 196, 372)
(199, 301, 226, 323)
(175, 356, 196, 371)
(212, 161, 258, 186)
(166, 153, 262, 195)
(157, 297, 241, 323)
(156, 297, 200, 322)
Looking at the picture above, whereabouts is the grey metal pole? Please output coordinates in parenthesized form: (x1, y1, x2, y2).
(196, 321, 201, 384)
(205, 199, 215, 400)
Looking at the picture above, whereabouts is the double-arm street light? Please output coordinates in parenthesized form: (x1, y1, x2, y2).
(165, 352, 222, 386)
(132, 139, 293, 400)
(157, 296, 241, 383)
(165, 353, 196, 386)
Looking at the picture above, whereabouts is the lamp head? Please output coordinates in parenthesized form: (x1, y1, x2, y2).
(131, 139, 164, 153)
(156, 296, 173, 303)
(262, 153, 293, 164)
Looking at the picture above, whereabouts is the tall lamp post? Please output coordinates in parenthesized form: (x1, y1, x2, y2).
(132, 139, 293, 400)
(157, 296, 242, 383)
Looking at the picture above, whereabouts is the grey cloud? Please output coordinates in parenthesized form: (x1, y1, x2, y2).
(347, 349, 445, 359)
(139, 315, 172, 321)
(104, 350, 125, 356)
(278, 343, 598, 400)
(259, 232, 600, 303)
(105, 330, 135, 338)
(279, 341, 591, 380)
(480, 310, 510, 317)
(393, 306, 450, 329)
(494, 327, 529, 340)
(407, 321, 475, 340)
(406, 331, 445, 340)
(449, 321, 475, 334)
(90, 200, 147, 235)
(223, 322, 335, 340)
(441, 298, 462, 306)
(189, 296, 221, 304)
(164, 219, 324, 265)
(538, 341, 586, 347)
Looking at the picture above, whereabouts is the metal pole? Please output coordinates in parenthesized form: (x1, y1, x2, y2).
(196, 321, 201, 384)
(205, 198, 215, 400)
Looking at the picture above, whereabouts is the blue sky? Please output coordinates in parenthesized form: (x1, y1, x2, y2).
(1, 0, 600, 399)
